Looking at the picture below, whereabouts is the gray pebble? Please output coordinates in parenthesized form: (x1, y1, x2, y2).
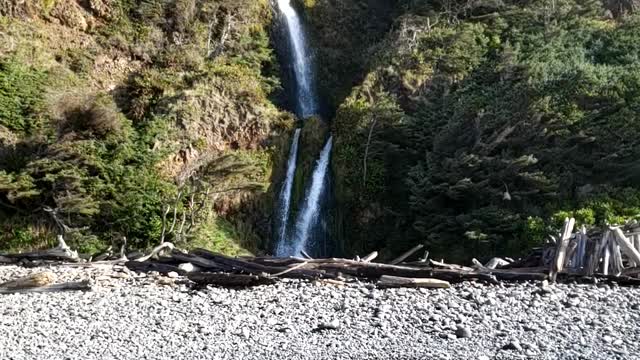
(455, 325, 472, 338)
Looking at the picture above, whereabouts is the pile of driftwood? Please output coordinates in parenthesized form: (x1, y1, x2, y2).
(1, 218, 640, 291)
(544, 218, 640, 281)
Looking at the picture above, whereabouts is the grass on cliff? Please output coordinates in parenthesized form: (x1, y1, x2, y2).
(0, 0, 289, 256)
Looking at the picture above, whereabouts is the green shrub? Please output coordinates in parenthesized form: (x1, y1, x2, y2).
(0, 60, 47, 135)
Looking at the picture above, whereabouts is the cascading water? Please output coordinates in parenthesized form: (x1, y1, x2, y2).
(290, 137, 333, 257)
(275, 0, 318, 118)
(273, 0, 333, 257)
(274, 128, 301, 253)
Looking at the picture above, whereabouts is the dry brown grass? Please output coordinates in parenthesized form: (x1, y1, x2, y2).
(49, 91, 122, 139)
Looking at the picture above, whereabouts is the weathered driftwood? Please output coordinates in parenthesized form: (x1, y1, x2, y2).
(272, 261, 309, 277)
(390, 244, 424, 265)
(123, 249, 564, 285)
(124, 261, 187, 276)
(609, 241, 623, 276)
(472, 259, 547, 281)
(0, 272, 56, 290)
(572, 226, 588, 270)
(360, 251, 378, 263)
(304, 261, 500, 284)
(4, 246, 80, 263)
(176, 249, 335, 280)
(429, 259, 474, 272)
(169, 252, 225, 272)
(550, 218, 575, 282)
(584, 231, 604, 276)
(501, 248, 544, 269)
(603, 238, 611, 276)
(611, 227, 640, 265)
(484, 257, 510, 269)
(419, 250, 430, 262)
(204, 250, 492, 283)
(0, 281, 91, 294)
(631, 235, 638, 268)
(377, 275, 450, 289)
(622, 267, 640, 277)
(135, 242, 175, 262)
(3, 235, 81, 264)
(187, 272, 275, 287)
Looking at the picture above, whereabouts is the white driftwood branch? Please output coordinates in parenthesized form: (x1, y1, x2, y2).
(550, 217, 575, 282)
(390, 244, 424, 265)
(484, 257, 510, 269)
(611, 227, 640, 265)
(136, 242, 175, 262)
(361, 251, 378, 263)
(377, 275, 450, 289)
(300, 250, 313, 260)
(272, 261, 309, 277)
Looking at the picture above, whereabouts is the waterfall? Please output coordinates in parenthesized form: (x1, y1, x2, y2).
(274, 128, 301, 255)
(273, 0, 332, 257)
(275, 0, 318, 118)
(290, 137, 333, 257)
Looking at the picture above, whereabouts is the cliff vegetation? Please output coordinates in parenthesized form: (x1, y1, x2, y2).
(0, 0, 293, 255)
(310, 0, 640, 261)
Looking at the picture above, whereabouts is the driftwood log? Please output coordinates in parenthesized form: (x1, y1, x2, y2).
(124, 260, 187, 276)
(0, 272, 56, 289)
(390, 244, 424, 265)
(550, 218, 575, 282)
(1, 235, 80, 263)
(0, 272, 91, 294)
(377, 275, 450, 289)
(3, 246, 80, 263)
(0, 281, 91, 294)
(122, 249, 543, 286)
(187, 272, 276, 287)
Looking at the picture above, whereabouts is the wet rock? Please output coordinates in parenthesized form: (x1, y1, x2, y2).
(315, 320, 340, 331)
(502, 341, 523, 351)
(455, 325, 472, 338)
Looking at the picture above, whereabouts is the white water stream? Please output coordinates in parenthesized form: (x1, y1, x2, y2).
(274, 129, 301, 255)
(276, 0, 318, 117)
(290, 137, 333, 256)
(274, 0, 332, 257)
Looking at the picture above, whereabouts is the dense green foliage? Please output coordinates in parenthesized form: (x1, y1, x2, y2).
(0, 0, 289, 254)
(329, 0, 640, 260)
(0, 61, 47, 135)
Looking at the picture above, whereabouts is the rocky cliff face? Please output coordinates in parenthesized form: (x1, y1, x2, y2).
(0, 0, 293, 254)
